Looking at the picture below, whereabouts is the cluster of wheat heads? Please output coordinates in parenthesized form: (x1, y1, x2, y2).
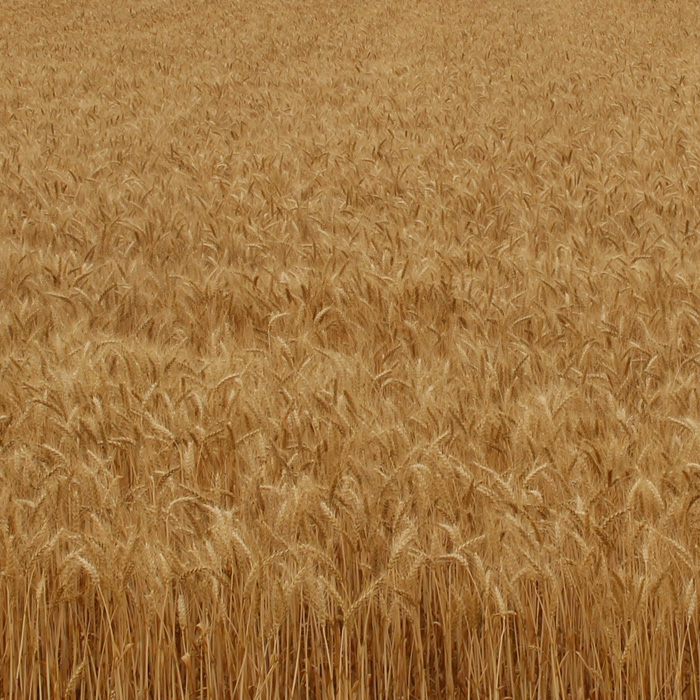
(4, 0, 700, 696)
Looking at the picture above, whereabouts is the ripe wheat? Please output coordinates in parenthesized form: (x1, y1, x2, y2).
(3, 0, 700, 696)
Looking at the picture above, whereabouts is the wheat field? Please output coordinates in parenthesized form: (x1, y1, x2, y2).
(2, 0, 700, 697)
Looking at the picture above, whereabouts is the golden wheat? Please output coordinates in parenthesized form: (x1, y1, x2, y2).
(3, 0, 700, 696)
